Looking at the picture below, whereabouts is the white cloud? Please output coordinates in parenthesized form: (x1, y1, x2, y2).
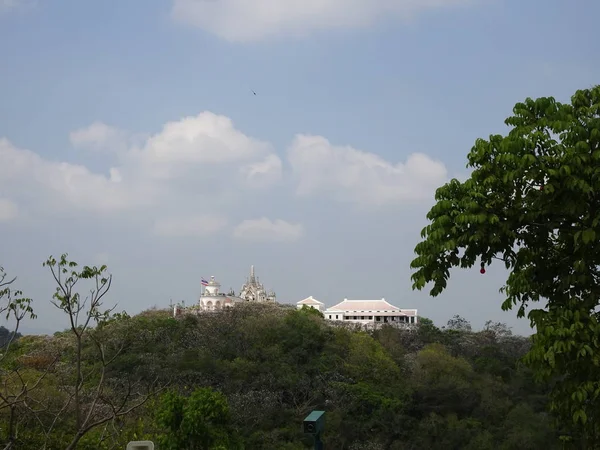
(287, 134, 448, 208)
(0, 138, 149, 214)
(0, 112, 279, 219)
(128, 112, 272, 180)
(171, 0, 476, 42)
(0, 198, 18, 222)
(0, 111, 448, 239)
(233, 218, 304, 242)
(154, 215, 228, 237)
(69, 122, 130, 153)
(240, 154, 283, 188)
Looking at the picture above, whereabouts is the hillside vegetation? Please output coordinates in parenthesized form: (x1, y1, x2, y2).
(1, 300, 561, 449)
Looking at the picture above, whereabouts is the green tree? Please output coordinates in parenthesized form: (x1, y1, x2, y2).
(410, 85, 600, 445)
(445, 315, 472, 332)
(412, 344, 478, 417)
(33, 254, 159, 450)
(155, 387, 240, 450)
(0, 266, 34, 354)
(0, 266, 39, 450)
(499, 403, 557, 450)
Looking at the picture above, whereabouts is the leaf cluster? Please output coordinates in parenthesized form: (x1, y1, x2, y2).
(410, 85, 600, 443)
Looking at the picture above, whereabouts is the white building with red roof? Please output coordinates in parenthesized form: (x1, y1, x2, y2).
(296, 296, 325, 312)
(323, 298, 417, 326)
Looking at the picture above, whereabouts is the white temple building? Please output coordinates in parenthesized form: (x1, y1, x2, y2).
(322, 298, 417, 327)
(199, 276, 245, 311)
(173, 265, 276, 317)
(239, 265, 276, 303)
(296, 296, 325, 312)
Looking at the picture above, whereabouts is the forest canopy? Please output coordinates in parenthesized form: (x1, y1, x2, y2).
(1, 256, 561, 449)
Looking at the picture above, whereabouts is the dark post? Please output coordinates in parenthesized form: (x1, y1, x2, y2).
(303, 410, 325, 450)
(314, 433, 323, 450)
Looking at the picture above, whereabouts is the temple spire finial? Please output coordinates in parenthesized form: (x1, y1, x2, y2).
(250, 265, 255, 280)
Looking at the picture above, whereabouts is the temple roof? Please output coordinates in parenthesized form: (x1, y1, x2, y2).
(297, 296, 325, 306)
(239, 265, 275, 300)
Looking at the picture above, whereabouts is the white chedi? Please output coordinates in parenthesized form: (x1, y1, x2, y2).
(238, 265, 276, 303)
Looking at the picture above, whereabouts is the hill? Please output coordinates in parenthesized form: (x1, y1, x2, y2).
(0, 302, 561, 449)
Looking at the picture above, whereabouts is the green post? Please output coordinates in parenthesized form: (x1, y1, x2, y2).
(303, 410, 325, 450)
(314, 432, 323, 450)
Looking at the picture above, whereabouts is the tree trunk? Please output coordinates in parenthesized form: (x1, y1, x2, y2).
(3, 404, 16, 450)
(64, 431, 85, 450)
(75, 334, 82, 431)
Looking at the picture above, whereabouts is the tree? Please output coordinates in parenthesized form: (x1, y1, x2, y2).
(416, 317, 444, 347)
(445, 315, 472, 332)
(0, 266, 34, 355)
(0, 327, 21, 350)
(155, 387, 240, 450)
(410, 85, 600, 445)
(0, 266, 41, 450)
(412, 343, 477, 418)
(27, 254, 160, 450)
(482, 321, 512, 340)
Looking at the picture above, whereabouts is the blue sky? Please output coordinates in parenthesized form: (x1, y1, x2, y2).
(0, 0, 598, 335)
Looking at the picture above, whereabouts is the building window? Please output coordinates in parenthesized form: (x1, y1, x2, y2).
(368, 316, 372, 320)
(336, 315, 338, 320)
(328, 315, 332, 319)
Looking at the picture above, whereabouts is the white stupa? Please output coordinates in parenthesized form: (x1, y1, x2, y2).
(172, 265, 276, 317)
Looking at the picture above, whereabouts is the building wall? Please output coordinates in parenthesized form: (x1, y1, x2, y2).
(324, 312, 418, 325)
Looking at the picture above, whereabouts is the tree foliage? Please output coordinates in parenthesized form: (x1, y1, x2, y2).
(0, 267, 37, 449)
(0, 256, 164, 450)
(0, 256, 574, 448)
(410, 85, 600, 444)
(155, 387, 240, 450)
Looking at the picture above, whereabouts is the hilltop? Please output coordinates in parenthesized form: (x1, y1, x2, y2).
(1, 302, 560, 449)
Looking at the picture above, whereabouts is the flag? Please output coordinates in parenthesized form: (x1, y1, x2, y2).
(201, 278, 209, 286)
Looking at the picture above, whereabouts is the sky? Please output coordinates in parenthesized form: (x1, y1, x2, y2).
(0, 0, 598, 336)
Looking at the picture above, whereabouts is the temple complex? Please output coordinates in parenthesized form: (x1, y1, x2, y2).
(172, 267, 418, 328)
(173, 265, 276, 317)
